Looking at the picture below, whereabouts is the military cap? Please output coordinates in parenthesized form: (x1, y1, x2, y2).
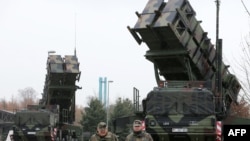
(133, 120, 142, 127)
(97, 122, 107, 128)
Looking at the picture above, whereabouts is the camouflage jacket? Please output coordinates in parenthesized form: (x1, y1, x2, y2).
(125, 131, 153, 141)
(89, 132, 119, 141)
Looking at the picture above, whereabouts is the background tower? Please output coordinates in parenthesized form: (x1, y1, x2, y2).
(99, 77, 107, 105)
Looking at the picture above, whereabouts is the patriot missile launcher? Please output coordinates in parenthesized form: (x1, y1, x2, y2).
(113, 0, 248, 141)
(11, 53, 83, 141)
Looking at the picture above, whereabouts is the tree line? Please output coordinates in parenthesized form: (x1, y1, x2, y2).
(1, 86, 249, 117)
(0, 87, 135, 132)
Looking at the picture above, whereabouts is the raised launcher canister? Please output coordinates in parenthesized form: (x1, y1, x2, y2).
(40, 54, 81, 123)
(39, 54, 83, 141)
(127, 0, 241, 108)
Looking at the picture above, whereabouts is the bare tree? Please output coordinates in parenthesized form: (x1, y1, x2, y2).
(9, 95, 19, 111)
(234, 0, 250, 103)
(224, 0, 250, 118)
(0, 98, 7, 110)
(0, 96, 19, 111)
(75, 104, 84, 124)
(241, 0, 250, 16)
(231, 98, 250, 118)
(18, 87, 39, 108)
(237, 34, 250, 103)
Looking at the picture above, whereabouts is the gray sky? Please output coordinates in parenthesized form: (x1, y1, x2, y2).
(0, 0, 249, 107)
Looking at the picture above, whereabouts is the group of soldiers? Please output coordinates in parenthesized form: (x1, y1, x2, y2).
(8, 120, 152, 141)
(89, 120, 153, 141)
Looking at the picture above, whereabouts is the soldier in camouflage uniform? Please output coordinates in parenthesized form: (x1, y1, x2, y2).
(125, 120, 153, 141)
(89, 122, 118, 141)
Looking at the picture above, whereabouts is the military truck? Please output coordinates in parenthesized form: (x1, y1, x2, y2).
(12, 105, 59, 141)
(113, 0, 250, 141)
(11, 52, 83, 141)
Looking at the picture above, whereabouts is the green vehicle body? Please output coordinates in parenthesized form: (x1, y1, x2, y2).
(12, 52, 83, 141)
(113, 0, 250, 141)
(127, 0, 241, 112)
(142, 82, 216, 141)
(12, 105, 59, 141)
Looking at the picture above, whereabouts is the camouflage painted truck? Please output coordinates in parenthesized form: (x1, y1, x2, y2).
(113, 0, 250, 141)
(12, 52, 83, 141)
(12, 105, 59, 141)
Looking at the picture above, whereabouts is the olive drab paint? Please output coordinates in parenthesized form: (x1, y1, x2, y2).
(114, 0, 248, 141)
(12, 53, 83, 141)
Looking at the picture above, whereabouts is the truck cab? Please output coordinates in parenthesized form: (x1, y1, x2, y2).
(142, 83, 216, 141)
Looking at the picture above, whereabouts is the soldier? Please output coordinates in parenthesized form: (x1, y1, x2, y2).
(89, 121, 118, 141)
(125, 120, 153, 141)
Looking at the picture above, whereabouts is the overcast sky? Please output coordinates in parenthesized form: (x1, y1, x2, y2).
(0, 0, 249, 107)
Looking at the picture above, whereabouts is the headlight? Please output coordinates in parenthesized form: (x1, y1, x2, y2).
(149, 120, 156, 126)
(35, 127, 40, 131)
